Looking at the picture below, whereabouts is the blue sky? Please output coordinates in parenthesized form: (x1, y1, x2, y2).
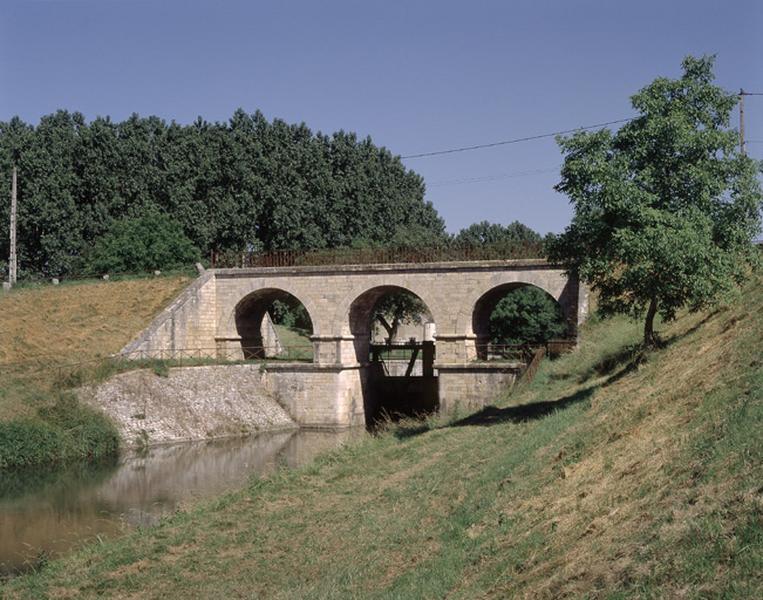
(1, 0, 761, 234)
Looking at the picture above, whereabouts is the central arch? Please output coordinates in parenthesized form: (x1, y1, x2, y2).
(348, 285, 438, 425)
(347, 285, 434, 363)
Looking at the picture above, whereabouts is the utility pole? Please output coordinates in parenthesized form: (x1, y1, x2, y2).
(739, 88, 746, 155)
(9, 165, 17, 286)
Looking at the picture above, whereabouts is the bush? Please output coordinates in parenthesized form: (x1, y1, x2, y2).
(0, 394, 119, 470)
(39, 394, 120, 462)
(0, 420, 64, 469)
(84, 212, 201, 275)
(269, 299, 312, 332)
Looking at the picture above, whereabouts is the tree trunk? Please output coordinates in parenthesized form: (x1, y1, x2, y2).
(644, 296, 658, 347)
(376, 315, 394, 340)
(390, 317, 400, 342)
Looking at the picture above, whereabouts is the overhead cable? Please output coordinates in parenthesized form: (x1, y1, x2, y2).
(401, 118, 633, 159)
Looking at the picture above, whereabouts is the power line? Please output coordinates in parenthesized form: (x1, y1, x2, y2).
(401, 118, 633, 159)
(428, 165, 561, 187)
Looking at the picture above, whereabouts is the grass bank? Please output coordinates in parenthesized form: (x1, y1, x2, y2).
(4, 273, 761, 598)
(0, 276, 191, 469)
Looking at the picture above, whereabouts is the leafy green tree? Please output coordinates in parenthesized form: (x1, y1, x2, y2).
(454, 220, 546, 259)
(454, 220, 542, 246)
(489, 287, 567, 345)
(0, 108, 444, 279)
(551, 56, 762, 346)
(373, 290, 430, 341)
(269, 299, 312, 333)
(84, 212, 201, 274)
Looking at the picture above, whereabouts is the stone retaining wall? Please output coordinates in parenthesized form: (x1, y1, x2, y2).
(437, 362, 522, 413)
(79, 364, 297, 446)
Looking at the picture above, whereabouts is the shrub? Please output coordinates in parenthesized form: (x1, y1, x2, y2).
(0, 394, 119, 470)
(38, 393, 120, 462)
(0, 420, 64, 469)
(84, 212, 201, 275)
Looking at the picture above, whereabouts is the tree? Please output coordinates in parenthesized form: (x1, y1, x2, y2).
(0, 108, 444, 279)
(454, 220, 546, 260)
(84, 212, 201, 274)
(489, 287, 567, 345)
(551, 56, 762, 346)
(269, 299, 312, 333)
(454, 220, 541, 246)
(373, 291, 430, 341)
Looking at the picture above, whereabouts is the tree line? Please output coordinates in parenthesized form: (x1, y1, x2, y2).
(0, 109, 445, 278)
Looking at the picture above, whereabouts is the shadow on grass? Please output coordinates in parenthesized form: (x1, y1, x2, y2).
(451, 384, 598, 428)
(575, 310, 718, 385)
(393, 349, 646, 440)
(578, 343, 645, 383)
(394, 385, 597, 439)
(660, 311, 718, 348)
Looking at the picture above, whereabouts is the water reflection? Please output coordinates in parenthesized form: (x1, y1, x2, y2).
(0, 428, 358, 577)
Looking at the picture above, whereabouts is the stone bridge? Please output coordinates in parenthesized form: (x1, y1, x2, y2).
(122, 260, 587, 428)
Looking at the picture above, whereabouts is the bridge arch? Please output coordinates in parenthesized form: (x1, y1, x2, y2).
(334, 279, 442, 338)
(346, 285, 436, 364)
(452, 272, 578, 337)
(471, 282, 570, 359)
(231, 287, 315, 359)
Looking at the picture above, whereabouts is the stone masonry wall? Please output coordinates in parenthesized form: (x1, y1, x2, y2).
(79, 364, 297, 446)
(80, 363, 369, 445)
(265, 364, 367, 428)
(121, 271, 217, 358)
(437, 363, 522, 413)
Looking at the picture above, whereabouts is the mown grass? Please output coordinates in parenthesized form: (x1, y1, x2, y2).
(0, 276, 191, 469)
(273, 324, 314, 360)
(4, 273, 761, 598)
(0, 275, 191, 372)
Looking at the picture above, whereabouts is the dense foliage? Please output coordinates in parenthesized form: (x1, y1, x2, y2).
(83, 213, 201, 275)
(489, 286, 567, 345)
(270, 299, 312, 333)
(551, 56, 763, 345)
(0, 109, 443, 278)
(454, 220, 541, 245)
(0, 392, 119, 470)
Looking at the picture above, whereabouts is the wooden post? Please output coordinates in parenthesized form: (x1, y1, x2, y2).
(739, 89, 746, 155)
(422, 340, 435, 378)
(9, 165, 17, 286)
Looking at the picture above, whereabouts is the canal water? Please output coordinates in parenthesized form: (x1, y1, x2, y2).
(0, 428, 357, 578)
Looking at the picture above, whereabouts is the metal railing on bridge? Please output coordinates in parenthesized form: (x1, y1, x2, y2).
(212, 241, 546, 269)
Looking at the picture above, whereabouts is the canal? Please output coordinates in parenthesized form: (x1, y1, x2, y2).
(0, 428, 356, 577)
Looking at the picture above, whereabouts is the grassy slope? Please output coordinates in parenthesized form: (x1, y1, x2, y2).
(5, 275, 762, 598)
(0, 276, 191, 469)
(0, 276, 191, 421)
